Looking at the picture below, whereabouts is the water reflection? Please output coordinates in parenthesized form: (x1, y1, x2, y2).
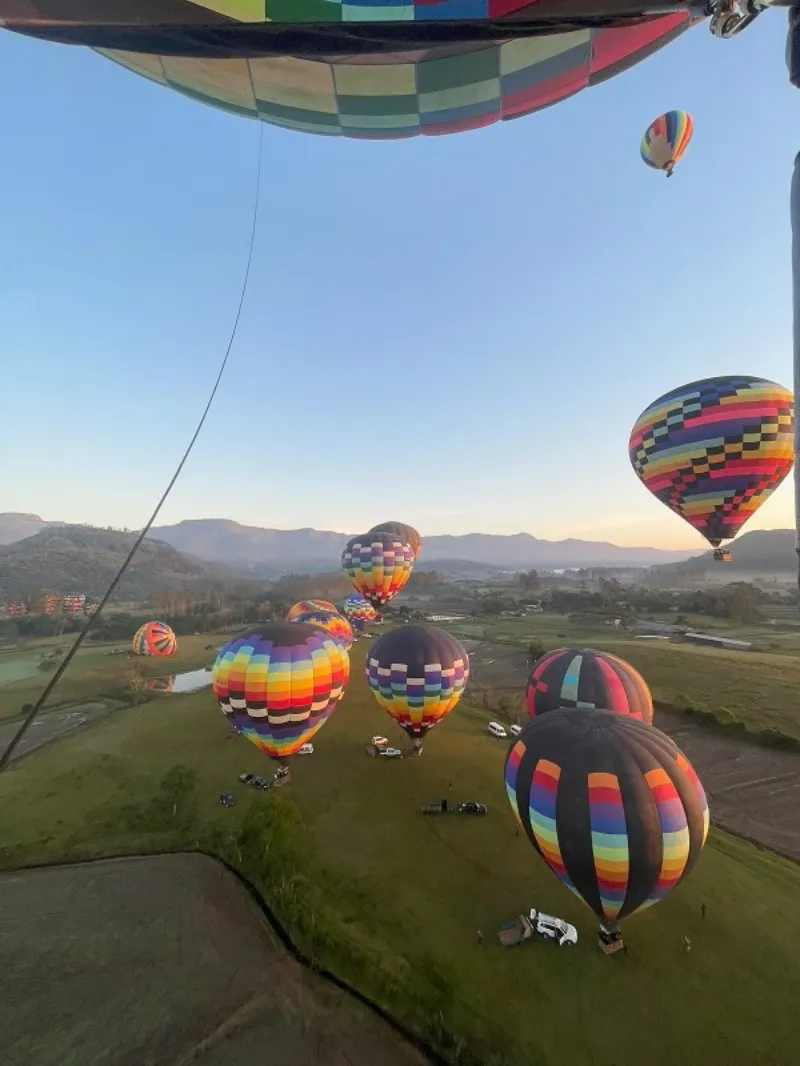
(145, 669, 212, 695)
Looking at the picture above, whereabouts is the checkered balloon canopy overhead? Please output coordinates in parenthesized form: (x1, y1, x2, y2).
(44, 3, 696, 141)
(629, 376, 794, 548)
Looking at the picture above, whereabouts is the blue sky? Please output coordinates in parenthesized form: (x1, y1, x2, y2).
(2, 18, 797, 549)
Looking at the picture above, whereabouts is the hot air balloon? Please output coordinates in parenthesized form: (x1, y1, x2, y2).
(212, 622, 349, 774)
(292, 609, 354, 652)
(629, 376, 794, 561)
(287, 600, 338, 622)
(505, 710, 708, 939)
(366, 625, 469, 754)
(132, 620, 177, 656)
(367, 521, 421, 559)
(4, 6, 695, 141)
(342, 593, 378, 632)
(342, 533, 414, 612)
(526, 648, 653, 724)
(641, 110, 693, 176)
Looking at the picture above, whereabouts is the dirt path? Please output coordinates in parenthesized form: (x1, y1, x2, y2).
(467, 640, 800, 863)
(0, 854, 430, 1066)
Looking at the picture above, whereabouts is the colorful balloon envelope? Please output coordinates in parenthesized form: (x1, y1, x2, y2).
(132, 620, 177, 656)
(629, 376, 794, 551)
(292, 609, 354, 652)
(505, 710, 708, 930)
(212, 622, 349, 762)
(342, 594, 377, 632)
(526, 648, 653, 724)
(341, 533, 414, 611)
(10, 8, 696, 143)
(287, 600, 338, 621)
(366, 625, 469, 745)
(367, 521, 421, 559)
(641, 110, 693, 176)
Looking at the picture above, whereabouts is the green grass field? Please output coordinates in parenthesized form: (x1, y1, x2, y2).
(451, 615, 800, 739)
(0, 639, 797, 1066)
(0, 633, 229, 723)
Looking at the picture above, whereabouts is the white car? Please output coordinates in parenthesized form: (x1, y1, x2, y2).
(297, 743, 314, 755)
(510, 724, 522, 737)
(372, 736, 389, 748)
(378, 747, 403, 758)
(488, 722, 508, 739)
(530, 909, 577, 947)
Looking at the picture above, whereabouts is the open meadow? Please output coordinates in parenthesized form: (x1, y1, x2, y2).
(0, 637, 798, 1066)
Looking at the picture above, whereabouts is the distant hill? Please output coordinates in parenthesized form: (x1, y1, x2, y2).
(0, 526, 226, 600)
(147, 519, 697, 574)
(0, 513, 65, 546)
(655, 529, 797, 577)
(0, 513, 701, 583)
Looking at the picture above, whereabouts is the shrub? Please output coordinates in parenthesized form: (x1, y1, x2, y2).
(756, 727, 800, 753)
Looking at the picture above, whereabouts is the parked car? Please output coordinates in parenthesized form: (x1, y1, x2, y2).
(531, 910, 577, 946)
(510, 724, 522, 737)
(488, 721, 508, 739)
(378, 747, 404, 758)
(371, 736, 389, 748)
(458, 801, 487, 815)
(297, 743, 314, 755)
(421, 799, 450, 814)
(238, 772, 254, 784)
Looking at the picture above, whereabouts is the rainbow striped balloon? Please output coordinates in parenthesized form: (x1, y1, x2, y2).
(287, 600, 337, 621)
(212, 622, 349, 762)
(526, 648, 652, 724)
(342, 593, 377, 628)
(505, 710, 708, 929)
(341, 533, 414, 610)
(366, 625, 469, 741)
(292, 609, 354, 652)
(640, 110, 693, 176)
(629, 376, 794, 548)
(132, 620, 177, 657)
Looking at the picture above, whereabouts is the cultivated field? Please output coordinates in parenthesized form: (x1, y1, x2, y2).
(0, 638, 798, 1066)
(0, 854, 428, 1066)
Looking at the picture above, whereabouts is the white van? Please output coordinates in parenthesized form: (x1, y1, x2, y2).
(297, 743, 314, 755)
(488, 722, 508, 739)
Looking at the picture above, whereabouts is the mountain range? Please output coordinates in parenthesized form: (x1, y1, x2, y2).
(0, 513, 700, 576)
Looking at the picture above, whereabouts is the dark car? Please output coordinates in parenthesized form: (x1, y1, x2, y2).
(458, 802, 487, 815)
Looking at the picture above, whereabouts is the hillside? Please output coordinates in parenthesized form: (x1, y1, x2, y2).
(0, 526, 223, 600)
(148, 519, 697, 573)
(0, 513, 64, 547)
(656, 529, 796, 578)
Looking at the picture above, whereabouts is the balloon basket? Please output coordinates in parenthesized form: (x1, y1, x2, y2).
(597, 928, 625, 956)
(272, 768, 291, 788)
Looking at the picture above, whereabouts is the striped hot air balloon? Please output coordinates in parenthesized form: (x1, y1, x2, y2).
(132, 621, 177, 656)
(526, 648, 653, 724)
(629, 376, 794, 558)
(505, 710, 708, 933)
(640, 110, 693, 176)
(212, 622, 349, 767)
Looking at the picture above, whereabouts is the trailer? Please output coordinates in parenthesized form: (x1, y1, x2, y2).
(421, 799, 450, 814)
(497, 914, 534, 947)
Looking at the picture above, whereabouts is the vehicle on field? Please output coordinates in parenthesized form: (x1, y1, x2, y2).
(458, 801, 487, 815)
(372, 736, 388, 748)
(297, 743, 314, 755)
(378, 746, 403, 758)
(421, 799, 450, 814)
(510, 724, 522, 737)
(497, 909, 577, 948)
(488, 721, 507, 739)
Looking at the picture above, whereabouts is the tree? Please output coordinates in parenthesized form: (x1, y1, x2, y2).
(517, 569, 540, 595)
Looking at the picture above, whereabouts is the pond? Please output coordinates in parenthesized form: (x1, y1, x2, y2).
(146, 668, 213, 695)
(0, 656, 43, 686)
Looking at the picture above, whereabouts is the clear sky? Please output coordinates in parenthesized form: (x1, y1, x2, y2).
(2, 18, 797, 549)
